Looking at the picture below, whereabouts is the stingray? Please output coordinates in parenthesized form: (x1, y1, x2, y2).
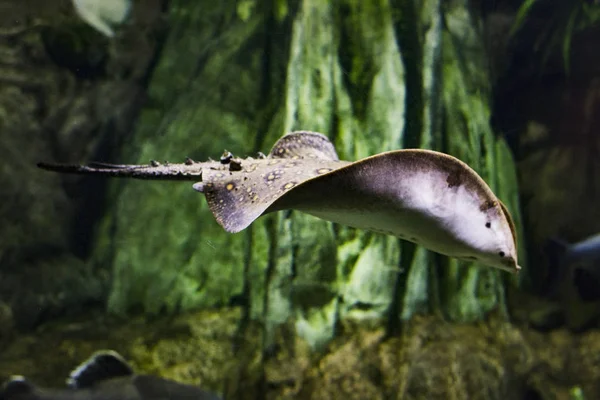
(38, 131, 520, 273)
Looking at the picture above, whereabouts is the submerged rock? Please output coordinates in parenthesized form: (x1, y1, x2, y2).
(0, 309, 596, 399)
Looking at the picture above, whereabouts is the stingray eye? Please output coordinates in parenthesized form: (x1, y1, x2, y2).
(498, 251, 505, 257)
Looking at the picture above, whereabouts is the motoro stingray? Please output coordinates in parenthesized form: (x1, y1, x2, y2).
(38, 131, 521, 273)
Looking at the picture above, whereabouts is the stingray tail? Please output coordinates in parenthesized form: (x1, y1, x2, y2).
(37, 161, 203, 181)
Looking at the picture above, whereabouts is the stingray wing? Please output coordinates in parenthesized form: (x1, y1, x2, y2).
(269, 148, 502, 211)
(198, 158, 349, 232)
(266, 148, 518, 251)
(196, 131, 344, 232)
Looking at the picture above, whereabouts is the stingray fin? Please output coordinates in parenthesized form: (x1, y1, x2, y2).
(67, 350, 134, 389)
(498, 201, 517, 247)
(268, 131, 339, 161)
(199, 158, 348, 232)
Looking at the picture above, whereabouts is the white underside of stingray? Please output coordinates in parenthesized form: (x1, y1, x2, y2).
(297, 168, 498, 260)
(37, 131, 521, 273)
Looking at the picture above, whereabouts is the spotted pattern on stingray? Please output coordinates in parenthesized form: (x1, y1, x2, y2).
(245, 163, 258, 172)
(265, 169, 284, 184)
(268, 131, 339, 161)
(200, 156, 349, 233)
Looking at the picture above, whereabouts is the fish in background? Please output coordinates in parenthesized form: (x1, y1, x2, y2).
(545, 233, 600, 301)
(72, 0, 132, 37)
(0, 350, 222, 400)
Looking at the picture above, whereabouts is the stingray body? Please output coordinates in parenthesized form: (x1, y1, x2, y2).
(38, 131, 520, 273)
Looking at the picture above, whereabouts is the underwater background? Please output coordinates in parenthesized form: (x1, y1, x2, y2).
(0, 0, 599, 398)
